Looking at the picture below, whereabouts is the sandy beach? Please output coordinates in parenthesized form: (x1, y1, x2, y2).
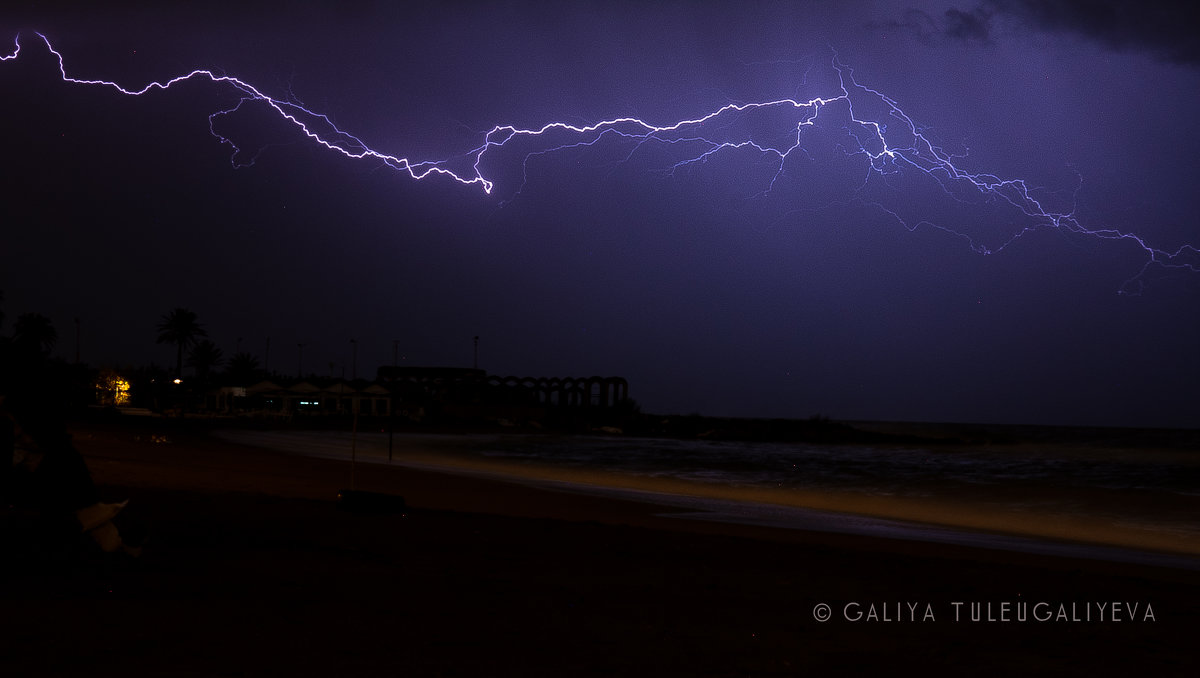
(3, 421, 1196, 676)
(214, 428, 1200, 567)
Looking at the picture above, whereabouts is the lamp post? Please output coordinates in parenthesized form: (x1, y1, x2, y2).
(350, 338, 357, 381)
(297, 343, 305, 378)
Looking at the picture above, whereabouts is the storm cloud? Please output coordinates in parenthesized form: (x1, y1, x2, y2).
(935, 1, 1199, 64)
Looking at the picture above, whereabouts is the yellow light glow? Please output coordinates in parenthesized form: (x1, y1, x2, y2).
(113, 379, 131, 406)
(95, 370, 131, 406)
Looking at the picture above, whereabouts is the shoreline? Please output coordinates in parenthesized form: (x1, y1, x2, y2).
(213, 428, 1200, 566)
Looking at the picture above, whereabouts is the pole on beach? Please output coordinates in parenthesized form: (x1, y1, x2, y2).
(336, 384, 406, 516)
(389, 340, 397, 463)
(388, 401, 394, 463)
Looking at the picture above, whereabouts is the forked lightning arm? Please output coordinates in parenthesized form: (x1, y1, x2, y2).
(5, 33, 1197, 293)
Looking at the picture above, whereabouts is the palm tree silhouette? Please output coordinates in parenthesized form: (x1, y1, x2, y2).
(13, 312, 58, 356)
(156, 308, 207, 378)
(226, 352, 261, 384)
(187, 339, 224, 382)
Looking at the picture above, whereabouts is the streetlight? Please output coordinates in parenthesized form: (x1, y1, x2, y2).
(297, 343, 305, 378)
(350, 338, 357, 381)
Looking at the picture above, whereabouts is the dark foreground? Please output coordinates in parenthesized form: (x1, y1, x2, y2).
(2, 424, 1196, 677)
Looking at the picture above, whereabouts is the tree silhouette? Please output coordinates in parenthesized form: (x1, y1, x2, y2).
(156, 308, 207, 378)
(187, 339, 224, 381)
(225, 352, 261, 384)
(12, 313, 57, 356)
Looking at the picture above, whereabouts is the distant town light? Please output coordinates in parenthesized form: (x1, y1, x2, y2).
(173, 378, 182, 385)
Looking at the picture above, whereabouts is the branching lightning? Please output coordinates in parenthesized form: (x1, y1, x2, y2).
(5, 33, 1197, 293)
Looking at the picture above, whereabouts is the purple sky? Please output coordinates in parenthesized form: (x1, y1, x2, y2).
(2, 1, 1198, 427)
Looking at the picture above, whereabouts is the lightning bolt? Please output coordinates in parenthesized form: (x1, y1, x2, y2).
(5, 33, 1197, 294)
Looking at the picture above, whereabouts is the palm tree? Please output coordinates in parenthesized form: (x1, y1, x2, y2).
(225, 352, 261, 384)
(13, 313, 57, 356)
(156, 308, 206, 378)
(187, 340, 224, 381)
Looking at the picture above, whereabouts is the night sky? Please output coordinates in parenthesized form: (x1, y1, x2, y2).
(2, 1, 1197, 428)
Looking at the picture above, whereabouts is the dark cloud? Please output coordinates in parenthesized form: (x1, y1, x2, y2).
(881, 1, 1196, 64)
(873, 7, 993, 45)
(943, 7, 994, 41)
(985, 1, 1198, 64)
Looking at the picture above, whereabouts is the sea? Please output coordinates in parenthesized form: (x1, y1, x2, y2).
(214, 428, 1200, 569)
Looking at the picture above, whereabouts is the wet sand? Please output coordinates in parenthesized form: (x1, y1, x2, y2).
(216, 429, 1200, 565)
(2, 423, 1196, 676)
